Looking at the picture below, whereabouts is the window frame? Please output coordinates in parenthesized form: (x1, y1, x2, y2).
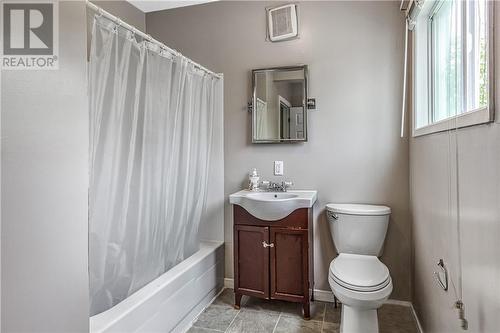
(413, 0, 495, 137)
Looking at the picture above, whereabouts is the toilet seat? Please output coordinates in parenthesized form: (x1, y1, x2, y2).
(329, 253, 390, 292)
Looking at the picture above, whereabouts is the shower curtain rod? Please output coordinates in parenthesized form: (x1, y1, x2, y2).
(86, 1, 223, 79)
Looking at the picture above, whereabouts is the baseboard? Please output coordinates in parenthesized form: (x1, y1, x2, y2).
(224, 279, 410, 306)
(223, 278, 423, 332)
(385, 299, 413, 307)
(224, 278, 234, 289)
(410, 304, 424, 333)
(311, 288, 335, 302)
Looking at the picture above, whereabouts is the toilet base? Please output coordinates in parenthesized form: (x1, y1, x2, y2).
(340, 304, 379, 333)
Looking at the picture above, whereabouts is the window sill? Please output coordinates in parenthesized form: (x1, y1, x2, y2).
(413, 107, 495, 137)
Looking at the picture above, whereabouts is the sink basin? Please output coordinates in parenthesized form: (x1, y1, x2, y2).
(229, 190, 317, 221)
(246, 192, 299, 201)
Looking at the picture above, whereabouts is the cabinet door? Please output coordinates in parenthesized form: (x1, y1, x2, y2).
(270, 228, 308, 302)
(234, 225, 269, 298)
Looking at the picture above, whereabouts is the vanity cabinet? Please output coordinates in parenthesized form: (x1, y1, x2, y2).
(233, 205, 314, 319)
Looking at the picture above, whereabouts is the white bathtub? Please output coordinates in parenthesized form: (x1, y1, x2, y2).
(90, 241, 225, 333)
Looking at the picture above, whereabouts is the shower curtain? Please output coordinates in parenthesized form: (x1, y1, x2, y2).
(88, 16, 222, 316)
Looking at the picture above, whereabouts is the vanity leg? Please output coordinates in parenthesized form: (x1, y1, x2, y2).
(303, 302, 311, 320)
(234, 293, 242, 310)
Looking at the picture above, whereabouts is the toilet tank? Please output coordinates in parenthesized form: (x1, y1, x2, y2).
(326, 204, 390, 256)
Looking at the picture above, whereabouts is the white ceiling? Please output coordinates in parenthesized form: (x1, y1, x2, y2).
(127, 0, 219, 13)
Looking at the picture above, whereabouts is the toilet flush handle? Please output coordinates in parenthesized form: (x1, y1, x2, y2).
(327, 211, 338, 220)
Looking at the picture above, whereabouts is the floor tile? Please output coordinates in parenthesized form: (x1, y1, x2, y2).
(187, 326, 223, 333)
(281, 301, 327, 322)
(274, 316, 323, 333)
(192, 304, 239, 331)
(324, 303, 341, 323)
(243, 296, 284, 313)
(188, 290, 419, 333)
(226, 309, 280, 333)
(379, 304, 419, 333)
(212, 288, 247, 308)
(322, 322, 340, 333)
(212, 288, 235, 307)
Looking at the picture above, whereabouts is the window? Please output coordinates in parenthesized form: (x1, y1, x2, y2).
(413, 0, 493, 136)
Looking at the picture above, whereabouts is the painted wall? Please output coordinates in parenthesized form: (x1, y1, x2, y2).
(90, 0, 146, 31)
(1, 2, 89, 332)
(146, 1, 412, 300)
(410, 4, 500, 332)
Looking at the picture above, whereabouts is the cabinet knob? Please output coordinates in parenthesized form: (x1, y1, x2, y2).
(262, 241, 274, 248)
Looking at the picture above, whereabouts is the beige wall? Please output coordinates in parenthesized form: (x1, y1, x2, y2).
(1, 2, 89, 331)
(90, 0, 146, 31)
(147, 1, 412, 300)
(410, 3, 500, 332)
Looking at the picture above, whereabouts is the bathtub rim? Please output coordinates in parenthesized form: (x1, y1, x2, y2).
(90, 240, 224, 332)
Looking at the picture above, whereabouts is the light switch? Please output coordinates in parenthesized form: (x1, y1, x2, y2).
(274, 161, 284, 176)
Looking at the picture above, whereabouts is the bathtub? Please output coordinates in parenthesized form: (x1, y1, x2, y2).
(90, 241, 225, 333)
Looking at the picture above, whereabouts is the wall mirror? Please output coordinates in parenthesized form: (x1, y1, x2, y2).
(251, 65, 308, 143)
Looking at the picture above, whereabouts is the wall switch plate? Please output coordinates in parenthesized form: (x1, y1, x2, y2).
(274, 161, 284, 176)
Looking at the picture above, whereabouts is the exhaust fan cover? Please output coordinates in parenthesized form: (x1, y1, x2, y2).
(267, 4, 298, 42)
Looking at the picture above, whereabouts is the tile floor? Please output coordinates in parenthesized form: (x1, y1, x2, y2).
(188, 289, 419, 333)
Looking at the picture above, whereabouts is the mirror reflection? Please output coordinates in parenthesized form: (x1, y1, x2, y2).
(252, 66, 307, 143)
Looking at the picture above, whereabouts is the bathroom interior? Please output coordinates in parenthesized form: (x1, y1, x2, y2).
(1, 0, 499, 332)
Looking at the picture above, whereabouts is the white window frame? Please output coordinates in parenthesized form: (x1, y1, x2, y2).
(413, 0, 495, 137)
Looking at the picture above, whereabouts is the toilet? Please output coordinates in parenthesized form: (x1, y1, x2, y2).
(326, 204, 392, 333)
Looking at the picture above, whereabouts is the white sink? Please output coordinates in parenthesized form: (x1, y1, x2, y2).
(229, 190, 317, 221)
(247, 192, 299, 200)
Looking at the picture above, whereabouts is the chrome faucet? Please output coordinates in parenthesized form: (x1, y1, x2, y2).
(260, 180, 293, 192)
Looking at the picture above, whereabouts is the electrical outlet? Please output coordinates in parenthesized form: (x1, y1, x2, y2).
(274, 161, 284, 176)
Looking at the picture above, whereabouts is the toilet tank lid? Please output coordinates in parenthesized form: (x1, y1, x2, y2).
(326, 203, 391, 216)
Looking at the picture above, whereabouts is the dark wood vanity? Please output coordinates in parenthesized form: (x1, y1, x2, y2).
(233, 205, 314, 319)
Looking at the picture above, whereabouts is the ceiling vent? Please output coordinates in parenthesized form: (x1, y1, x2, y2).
(267, 4, 298, 42)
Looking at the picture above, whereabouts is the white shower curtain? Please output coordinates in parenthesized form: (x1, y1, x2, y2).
(88, 16, 222, 316)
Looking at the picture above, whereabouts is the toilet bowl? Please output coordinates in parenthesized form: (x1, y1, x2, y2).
(326, 204, 392, 333)
(329, 254, 392, 332)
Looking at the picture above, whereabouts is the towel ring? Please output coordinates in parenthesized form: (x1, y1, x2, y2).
(433, 259, 448, 291)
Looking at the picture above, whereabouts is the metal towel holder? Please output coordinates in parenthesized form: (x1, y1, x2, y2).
(434, 259, 448, 291)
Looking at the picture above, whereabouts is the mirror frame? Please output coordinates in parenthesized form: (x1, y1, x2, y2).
(251, 65, 309, 144)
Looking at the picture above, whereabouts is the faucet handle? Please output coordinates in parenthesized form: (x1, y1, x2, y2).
(283, 181, 293, 189)
(259, 180, 270, 190)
